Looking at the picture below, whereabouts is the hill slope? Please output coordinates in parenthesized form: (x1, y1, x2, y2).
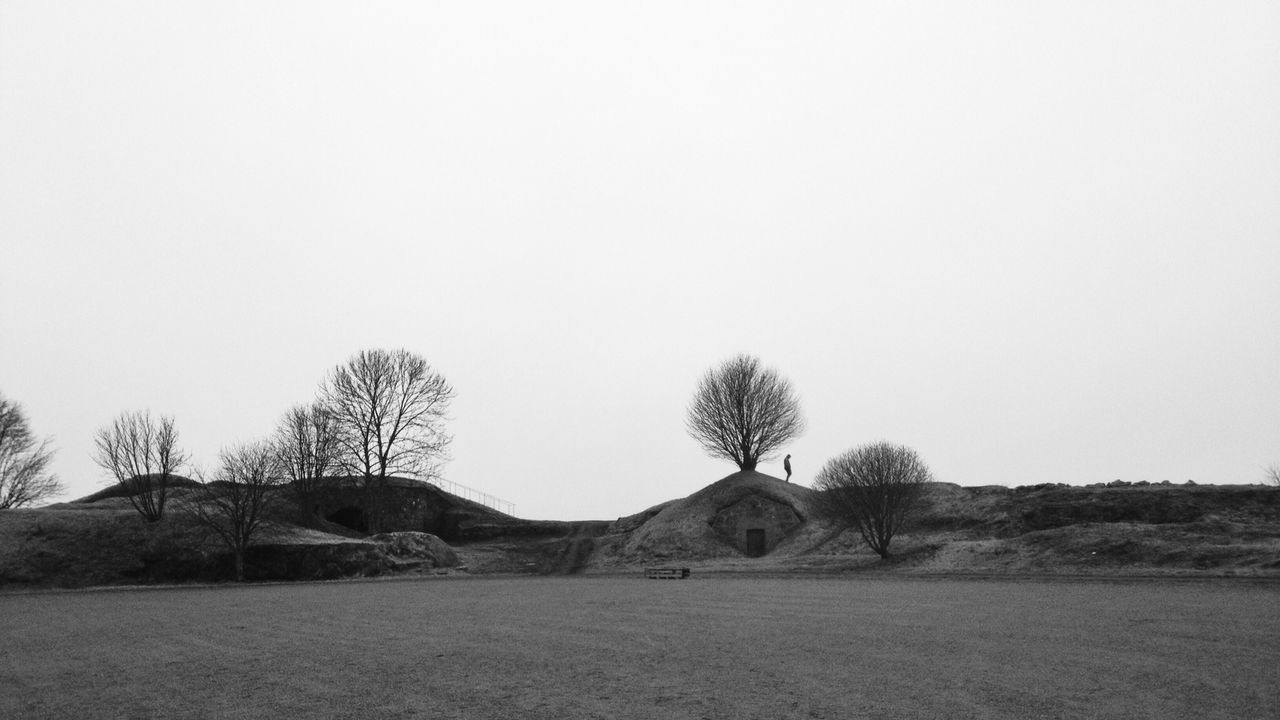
(594, 470, 823, 562)
(1, 485, 463, 588)
(3, 476, 1278, 586)
(576, 478, 1280, 576)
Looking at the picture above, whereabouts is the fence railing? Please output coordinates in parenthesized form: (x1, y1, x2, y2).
(427, 478, 516, 516)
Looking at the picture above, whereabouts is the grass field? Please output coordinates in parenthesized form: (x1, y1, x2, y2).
(3, 576, 1278, 719)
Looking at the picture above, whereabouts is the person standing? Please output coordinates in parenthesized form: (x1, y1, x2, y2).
(784, 454, 792, 483)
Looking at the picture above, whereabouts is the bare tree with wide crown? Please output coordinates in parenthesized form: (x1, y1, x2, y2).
(686, 354, 804, 472)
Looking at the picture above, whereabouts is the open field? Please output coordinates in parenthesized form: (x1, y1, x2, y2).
(3, 576, 1278, 719)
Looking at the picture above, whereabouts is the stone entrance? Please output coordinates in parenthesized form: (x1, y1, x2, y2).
(709, 493, 801, 556)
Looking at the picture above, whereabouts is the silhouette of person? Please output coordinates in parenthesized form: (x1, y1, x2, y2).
(784, 454, 792, 483)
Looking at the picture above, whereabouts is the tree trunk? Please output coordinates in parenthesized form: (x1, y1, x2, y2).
(234, 550, 245, 582)
(368, 480, 382, 535)
(362, 473, 381, 535)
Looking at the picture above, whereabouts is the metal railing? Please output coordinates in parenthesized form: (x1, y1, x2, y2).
(427, 477, 516, 516)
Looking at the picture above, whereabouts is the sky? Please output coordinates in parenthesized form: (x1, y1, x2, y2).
(2, 2, 1278, 521)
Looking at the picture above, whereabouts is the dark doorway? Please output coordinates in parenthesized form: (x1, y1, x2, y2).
(745, 529, 766, 557)
(327, 506, 368, 533)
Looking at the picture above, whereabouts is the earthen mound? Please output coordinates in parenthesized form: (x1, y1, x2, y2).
(74, 475, 201, 503)
(605, 470, 826, 562)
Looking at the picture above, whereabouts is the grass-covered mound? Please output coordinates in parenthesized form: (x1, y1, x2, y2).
(768, 482, 1280, 577)
(4, 475, 1278, 586)
(0, 487, 460, 589)
(71, 474, 202, 504)
(577, 478, 1280, 576)
(591, 470, 830, 565)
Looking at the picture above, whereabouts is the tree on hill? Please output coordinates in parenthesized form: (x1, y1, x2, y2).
(0, 392, 64, 508)
(185, 441, 284, 582)
(1266, 464, 1280, 488)
(273, 402, 338, 526)
(322, 348, 455, 534)
(813, 441, 932, 559)
(92, 411, 189, 522)
(686, 354, 804, 472)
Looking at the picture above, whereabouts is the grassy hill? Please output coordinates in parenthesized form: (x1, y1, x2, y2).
(2, 475, 1278, 588)
(0, 485, 462, 588)
(608, 478, 1280, 577)
(574, 475, 1280, 576)
(889, 482, 1280, 576)
(453, 473, 1280, 577)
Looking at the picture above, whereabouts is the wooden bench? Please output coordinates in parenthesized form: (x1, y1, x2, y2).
(645, 567, 691, 579)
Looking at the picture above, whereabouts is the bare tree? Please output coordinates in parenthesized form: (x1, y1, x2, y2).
(185, 441, 284, 581)
(813, 441, 933, 559)
(92, 411, 189, 522)
(686, 354, 805, 472)
(273, 402, 338, 526)
(321, 348, 455, 533)
(0, 393, 64, 508)
(1266, 464, 1280, 488)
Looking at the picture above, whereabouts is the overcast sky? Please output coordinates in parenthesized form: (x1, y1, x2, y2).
(2, 2, 1277, 520)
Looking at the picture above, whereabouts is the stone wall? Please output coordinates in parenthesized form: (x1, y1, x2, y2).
(709, 494, 802, 556)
